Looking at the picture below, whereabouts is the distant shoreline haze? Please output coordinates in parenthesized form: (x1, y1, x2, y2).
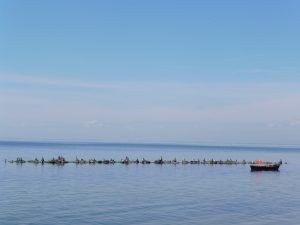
(0, 139, 299, 150)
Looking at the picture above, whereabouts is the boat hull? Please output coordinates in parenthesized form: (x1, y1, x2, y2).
(250, 164, 280, 171)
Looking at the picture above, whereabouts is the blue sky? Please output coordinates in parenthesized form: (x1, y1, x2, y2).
(0, 0, 300, 145)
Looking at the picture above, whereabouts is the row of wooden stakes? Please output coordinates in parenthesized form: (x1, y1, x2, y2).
(6, 156, 280, 165)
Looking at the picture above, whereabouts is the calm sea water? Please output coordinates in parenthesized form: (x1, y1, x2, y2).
(1, 141, 300, 225)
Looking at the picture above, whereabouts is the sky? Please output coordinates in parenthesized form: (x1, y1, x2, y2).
(0, 0, 300, 145)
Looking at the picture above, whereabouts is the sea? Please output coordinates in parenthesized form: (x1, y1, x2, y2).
(0, 141, 300, 225)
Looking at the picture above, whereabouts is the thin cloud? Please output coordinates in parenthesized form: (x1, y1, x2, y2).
(84, 120, 104, 128)
(289, 120, 300, 127)
(0, 74, 120, 89)
(1, 73, 300, 94)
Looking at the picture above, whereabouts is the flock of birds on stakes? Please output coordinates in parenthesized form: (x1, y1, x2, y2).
(5, 156, 281, 165)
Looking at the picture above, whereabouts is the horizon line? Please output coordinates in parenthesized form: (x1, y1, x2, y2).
(0, 139, 299, 150)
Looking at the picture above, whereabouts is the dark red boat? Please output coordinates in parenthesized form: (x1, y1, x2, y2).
(250, 163, 280, 171)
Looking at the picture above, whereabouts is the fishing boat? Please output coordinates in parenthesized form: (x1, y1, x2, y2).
(250, 160, 281, 171)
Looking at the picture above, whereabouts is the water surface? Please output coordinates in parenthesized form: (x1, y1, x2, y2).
(1, 141, 300, 225)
